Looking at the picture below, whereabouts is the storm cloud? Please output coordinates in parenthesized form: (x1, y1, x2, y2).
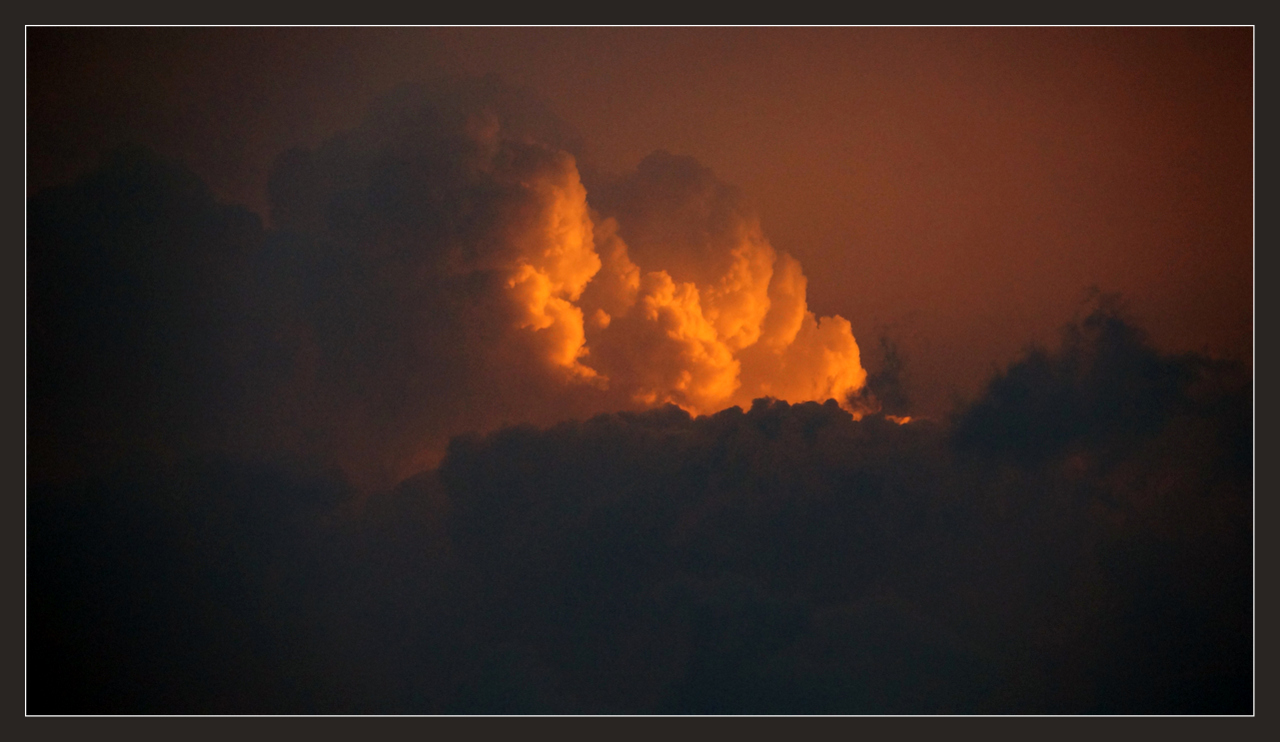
(28, 303, 1251, 712)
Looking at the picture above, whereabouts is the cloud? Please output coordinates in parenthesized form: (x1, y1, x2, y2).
(27, 78, 1250, 713)
(267, 87, 875, 481)
(582, 151, 869, 416)
(431, 312, 1250, 713)
(30, 78, 876, 490)
(259, 81, 615, 487)
(28, 304, 1250, 712)
(27, 145, 270, 480)
(950, 298, 1245, 466)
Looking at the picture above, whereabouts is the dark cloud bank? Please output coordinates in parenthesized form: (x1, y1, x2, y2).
(27, 80, 1252, 714)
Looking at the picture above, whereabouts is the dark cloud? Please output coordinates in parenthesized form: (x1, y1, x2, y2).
(846, 335, 912, 419)
(28, 306, 1250, 712)
(30, 80, 613, 490)
(27, 146, 270, 481)
(256, 79, 614, 487)
(27, 460, 352, 713)
(431, 330, 1250, 713)
(952, 296, 1218, 463)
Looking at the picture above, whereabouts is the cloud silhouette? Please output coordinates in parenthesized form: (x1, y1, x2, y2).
(28, 145, 269, 480)
(29, 304, 1250, 712)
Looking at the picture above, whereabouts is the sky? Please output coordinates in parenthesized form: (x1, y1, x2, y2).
(25, 27, 1254, 714)
(28, 27, 1253, 420)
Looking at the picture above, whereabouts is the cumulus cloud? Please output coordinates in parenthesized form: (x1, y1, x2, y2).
(582, 150, 868, 415)
(268, 83, 873, 472)
(30, 78, 872, 490)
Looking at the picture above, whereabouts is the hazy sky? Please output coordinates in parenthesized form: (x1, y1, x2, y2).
(28, 27, 1253, 418)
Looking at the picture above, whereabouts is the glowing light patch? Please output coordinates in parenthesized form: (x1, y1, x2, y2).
(488, 133, 873, 418)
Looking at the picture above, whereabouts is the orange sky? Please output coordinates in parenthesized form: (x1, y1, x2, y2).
(28, 27, 1252, 418)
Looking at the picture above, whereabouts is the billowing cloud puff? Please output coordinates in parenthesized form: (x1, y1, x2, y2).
(30, 78, 868, 489)
(582, 150, 868, 416)
(737, 252, 867, 409)
(261, 84, 872, 482)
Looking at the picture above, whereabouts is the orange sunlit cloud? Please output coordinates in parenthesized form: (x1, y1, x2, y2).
(494, 133, 870, 417)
